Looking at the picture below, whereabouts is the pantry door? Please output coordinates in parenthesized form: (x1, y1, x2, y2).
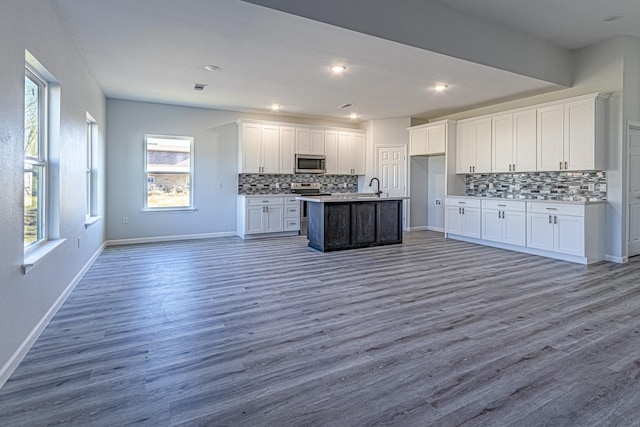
(377, 145, 407, 228)
(628, 124, 640, 256)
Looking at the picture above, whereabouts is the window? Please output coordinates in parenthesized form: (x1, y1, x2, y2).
(85, 114, 98, 222)
(144, 135, 193, 209)
(24, 68, 47, 248)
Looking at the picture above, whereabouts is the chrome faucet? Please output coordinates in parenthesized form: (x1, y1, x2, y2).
(369, 177, 382, 197)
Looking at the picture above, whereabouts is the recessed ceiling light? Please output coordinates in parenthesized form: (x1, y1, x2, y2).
(350, 112, 359, 120)
(271, 104, 280, 111)
(194, 83, 207, 91)
(434, 84, 448, 92)
(330, 65, 346, 73)
(204, 65, 221, 71)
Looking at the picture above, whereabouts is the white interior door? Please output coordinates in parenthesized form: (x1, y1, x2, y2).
(628, 125, 640, 256)
(377, 146, 407, 227)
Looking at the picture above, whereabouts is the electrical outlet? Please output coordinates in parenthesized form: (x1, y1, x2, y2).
(488, 183, 493, 189)
(275, 182, 280, 189)
(435, 199, 442, 206)
(122, 217, 128, 224)
(588, 183, 595, 191)
(343, 183, 348, 188)
(600, 183, 607, 192)
(469, 183, 474, 189)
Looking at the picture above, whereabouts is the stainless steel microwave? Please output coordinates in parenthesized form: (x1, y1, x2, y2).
(295, 154, 326, 174)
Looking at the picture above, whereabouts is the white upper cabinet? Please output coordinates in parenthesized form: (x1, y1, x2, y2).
(492, 109, 537, 173)
(295, 128, 325, 155)
(337, 131, 366, 175)
(324, 130, 339, 175)
(239, 122, 281, 174)
(260, 125, 280, 174)
(456, 117, 491, 174)
(537, 104, 565, 171)
(409, 121, 447, 156)
(538, 94, 607, 171)
(279, 126, 295, 174)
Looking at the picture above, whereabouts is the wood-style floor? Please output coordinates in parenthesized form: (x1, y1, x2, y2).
(2, 231, 640, 426)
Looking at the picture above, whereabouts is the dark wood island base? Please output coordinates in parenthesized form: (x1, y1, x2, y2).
(307, 199, 403, 252)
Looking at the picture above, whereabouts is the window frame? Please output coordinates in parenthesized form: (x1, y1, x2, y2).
(85, 114, 100, 225)
(24, 66, 48, 251)
(143, 134, 195, 211)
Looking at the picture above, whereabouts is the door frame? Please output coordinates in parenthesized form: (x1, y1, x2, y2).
(626, 121, 640, 258)
(375, 144, 408, 230)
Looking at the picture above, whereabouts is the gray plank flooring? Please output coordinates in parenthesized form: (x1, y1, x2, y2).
(2, 230, 640, 426)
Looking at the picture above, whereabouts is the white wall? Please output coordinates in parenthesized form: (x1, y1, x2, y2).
(106, 99, 360, 241)
(409, 156, 428, 229)
(0, 1, 107, 386)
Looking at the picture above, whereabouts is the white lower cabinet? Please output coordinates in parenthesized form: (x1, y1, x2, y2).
(445, 198, 481, 238)
(481, 200, 526, 247)
(283, 196, 301, 231)
(526, 203, 585, 256)
(238, 196, 300, 238)
(445, 197, 605, 264)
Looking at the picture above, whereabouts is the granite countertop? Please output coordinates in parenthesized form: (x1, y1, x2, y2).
(297, 193, 410, 203)
(445, 195, 607, 205)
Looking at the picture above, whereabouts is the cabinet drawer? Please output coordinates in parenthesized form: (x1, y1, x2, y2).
(246, 197, 284, 206)
(284, 218, 300, 231)
(527, 202, 584, 217)
(446, 198, 481, 208)
(482, 200, 525, 212)
(284, 196, 299, 205)
(284, 205, 300, 217)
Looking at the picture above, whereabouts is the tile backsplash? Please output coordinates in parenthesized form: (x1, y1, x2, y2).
(238, 174, 359, 195)
(466, 171, 607, 201)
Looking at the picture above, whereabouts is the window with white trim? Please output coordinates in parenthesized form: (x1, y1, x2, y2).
(144, 135, 193, 209)
(86, 114, 98, 220)
(24, 68, 47, 248)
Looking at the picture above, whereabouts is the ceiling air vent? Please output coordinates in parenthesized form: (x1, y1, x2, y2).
(337, 103, 354, 109)
(194, 83, 207, 91)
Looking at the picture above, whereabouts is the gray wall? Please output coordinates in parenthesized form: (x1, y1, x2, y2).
(106, 99, 361, 241)
(409, 155, 445, 231)
(0, 1, 107, 383)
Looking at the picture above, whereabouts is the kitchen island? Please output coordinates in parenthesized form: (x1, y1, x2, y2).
(296, 194, 409, 252)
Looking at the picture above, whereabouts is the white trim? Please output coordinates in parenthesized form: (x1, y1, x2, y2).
(237, 231, 300, 240)
(427, 226, 445, 232)
(106, 231, 236, 246)
(605, 254, 628, 263)
(22, 238, 67, 274)
(1, 242, 106, 390)
(84, 215, 102, 228)
(409, 226, 430, 231)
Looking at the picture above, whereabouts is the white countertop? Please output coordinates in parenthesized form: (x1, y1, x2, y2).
(297, 193, 410, 203)
(445, 195, 606, 205)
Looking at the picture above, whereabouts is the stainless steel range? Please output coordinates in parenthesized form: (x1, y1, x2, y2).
(290, 183, 330, 235)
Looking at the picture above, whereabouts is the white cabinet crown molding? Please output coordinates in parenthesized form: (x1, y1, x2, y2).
(237, 118, 365, 134)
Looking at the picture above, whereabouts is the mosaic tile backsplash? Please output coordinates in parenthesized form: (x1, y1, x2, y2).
(238, 174, 359, 195)
(466, 171, 607, 201)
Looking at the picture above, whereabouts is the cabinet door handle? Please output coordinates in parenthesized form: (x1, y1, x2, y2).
(497, 204, 506, 207)
(462, 207, 465, 215)
(459, 207, 462, 214)
(564, 161, 568, 170)
(512, 164, 516, 172)
(498, 211, 501, 218)
(508, 164, 512, 172)
(549, 215, 552, 223)
(559, 161, 563, 170)
(545, 207, 557, 211)
(554, 215, 557, 224)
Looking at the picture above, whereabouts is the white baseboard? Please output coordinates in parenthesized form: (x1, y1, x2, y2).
(605, 254, 628, 263)
(106, 231, 236, 246)
(409, 226, 429, 231)
(0, 242, 106, 390)
(427, 226, 445, 232)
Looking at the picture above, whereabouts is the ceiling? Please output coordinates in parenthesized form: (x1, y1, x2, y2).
(52, 0, 637, 123)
